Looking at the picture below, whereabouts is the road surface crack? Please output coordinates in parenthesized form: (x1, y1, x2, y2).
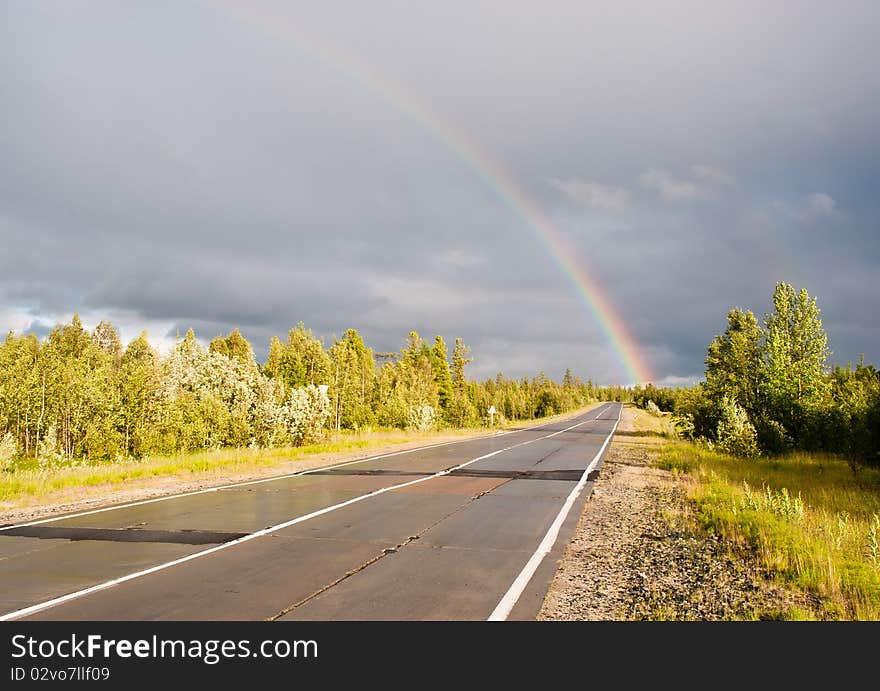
(263, 484, 509, 620)
(529, 445, 563, 467)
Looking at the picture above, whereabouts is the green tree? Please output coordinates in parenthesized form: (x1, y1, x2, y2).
(764, 283, 831, 442)
(375, 361, 408, 428)
(92, 320, 122, 361)
(441, 338, 474, 426)
(81, 321, 124, 460)
(263, 322, 331, 390)
(328, 328, 376, 430)
(0, 332, 43, 456)
(402, 331, 428, 364)
(451, 338, 472, 392)
(209, 329, 255, 366)
(36, 315, 125, 461)
(705, 307, 764, 417)
(395, 332, 439, 409)
(43, 315, 92, 459)
(120, 331, 159, 457)
(431, 336, 453, 410)
(715, 396, 759, 457)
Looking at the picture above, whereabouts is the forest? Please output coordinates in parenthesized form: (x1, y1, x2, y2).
(2, 282, 876, 471)
(0, 319, 597, 467)
(632, 283, 880, 466)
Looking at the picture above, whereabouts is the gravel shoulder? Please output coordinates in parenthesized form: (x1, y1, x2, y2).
(539, 405, 809, 620)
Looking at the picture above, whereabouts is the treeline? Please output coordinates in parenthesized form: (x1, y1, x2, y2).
(0, 317, 596, 466)
(637, 283, 880, 465)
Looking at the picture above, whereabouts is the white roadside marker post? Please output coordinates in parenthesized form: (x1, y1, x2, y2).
(488, 405, 496, 427)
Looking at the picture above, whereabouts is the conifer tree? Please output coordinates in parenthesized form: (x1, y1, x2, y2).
(431, 336, 453, 410)
(451, 338, 472, 391)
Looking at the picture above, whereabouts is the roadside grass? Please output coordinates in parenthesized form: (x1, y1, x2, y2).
(658, 442, 880, 619)
(623, 406, 677, 439)
(0, 433, 419, 504)
(0, 403, 602, 508)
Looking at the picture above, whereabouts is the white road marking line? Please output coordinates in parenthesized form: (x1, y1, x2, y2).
(487, 402, 622, 621)
(0, 408, 607, 621)
(0, 410, 595, 532)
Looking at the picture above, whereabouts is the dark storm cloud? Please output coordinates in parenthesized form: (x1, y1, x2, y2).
(2, 1, 879, 383)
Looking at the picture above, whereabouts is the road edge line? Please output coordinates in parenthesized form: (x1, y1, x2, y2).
(487, 403, 622, 621)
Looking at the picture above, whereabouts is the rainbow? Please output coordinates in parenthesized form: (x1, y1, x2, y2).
(212, 3, 653, 385)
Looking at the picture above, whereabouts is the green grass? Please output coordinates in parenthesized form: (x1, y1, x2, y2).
(0, 403, 603, 507)
(0, 431, 455, 504)
(659, 442, 880, 619)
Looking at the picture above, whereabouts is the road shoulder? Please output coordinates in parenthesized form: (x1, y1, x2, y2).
(539, 405, 809, 620)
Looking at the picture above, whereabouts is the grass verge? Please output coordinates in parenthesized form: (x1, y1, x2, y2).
(658, 442, 880, 619)
(0, 432, 426, 504)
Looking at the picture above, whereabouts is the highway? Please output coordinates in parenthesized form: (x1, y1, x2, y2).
(0, 402, 621, 621)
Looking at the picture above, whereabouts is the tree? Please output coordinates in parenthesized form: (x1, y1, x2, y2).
(277, 385, 331, 445)
(0, 332, 43, 456)
(764, 283, 831, 441)
(209, 329, 255, 366)
(705, 308, 764, 417)
(402, 331, 428, 365)
(716, 396, 759, 458)
(263, 323, 331, 390)
(0, 314, 645, 459)
(120, 332, 159, 457)
(375, 360, 408, 428)
(43, 315, 93, 459)
(92, 320, 122, 360)
(328, 328, 376, 430)
(442, 337, 473, 426)
(451, 338, 472, 392)
(431, 336, 453, 410)
(395, 332, 439, 410)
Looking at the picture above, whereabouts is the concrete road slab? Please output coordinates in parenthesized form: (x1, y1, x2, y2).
(280, 543, 535, 621)
(22, 536, 382, 621)
(0, 540, 201, 614)
(486, 478, 578, 499)
(5, 403, 620, 621)
(417, 494, 563, 552)
(54, 487, 369, 534)
(0, 534, 70, 562)
(275, 491, 471, 545)
(390, 475, 506, 496)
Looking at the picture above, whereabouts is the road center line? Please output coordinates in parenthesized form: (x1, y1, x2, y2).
(0, 406, 609, 621)
(487, 403, 622, 621)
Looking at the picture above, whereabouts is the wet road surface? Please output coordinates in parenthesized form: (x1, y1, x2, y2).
(0, 403, 621, 620)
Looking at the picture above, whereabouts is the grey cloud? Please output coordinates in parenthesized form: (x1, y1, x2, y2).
(2, 1, 879, 383)
(637, 165, 731, 203)
(639, 169, 701, 202)
(550, 179, 630, 211)
(773, 193, 839, 223)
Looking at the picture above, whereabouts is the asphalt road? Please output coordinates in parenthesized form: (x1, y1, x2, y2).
(0, 402, 621, 621)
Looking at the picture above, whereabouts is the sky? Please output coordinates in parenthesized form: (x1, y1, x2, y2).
(2, 1, 878, 385)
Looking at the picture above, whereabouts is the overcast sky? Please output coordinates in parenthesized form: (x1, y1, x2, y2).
(2, 1, 878, 385)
